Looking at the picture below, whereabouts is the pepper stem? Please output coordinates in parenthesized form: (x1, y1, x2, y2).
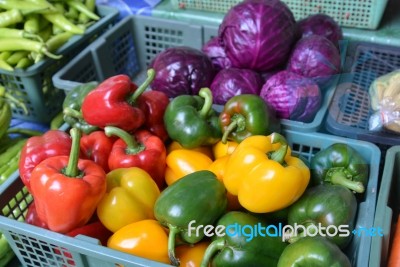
(104, 126, 145, 154)
(0, 86, 29, 115)
(198, 88, 213, 119)
(63, 107, 83, 119)
(329, 170, 365, 193)
(200, 239, 224, 267)
(167, 224, 180, 266)
(284, 221, 317, 244)
(64, 128, 81, 177)
(221, 114, 246, 144)
(269, 132, 288, 164)
(129, 68, 156, 103)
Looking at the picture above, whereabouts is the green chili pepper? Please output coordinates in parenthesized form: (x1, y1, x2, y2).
(15, 57, 33, 69)
(0, 59, 13, 71)
(310, 143, 369, 193)
(0, 96, 11, 139)
(62, 82, 99, 134)
(78, 0, 96, 23)
(24, 13, 40, 34)
(66, 0, 99, 21)
(0, 9, 24, 28)
(0, 0, 55, 12)
(219, 94, 281, 143)
(0, 28, 42, 42)
(6, 51, 30, 66)
(287, 184, 358, 249)
(43, 12, 85, 34)
(154, 170, 227, 266)
(46, 31, 75, 52)
(200, 211, 287, 267)
(0, 38, 61, 60)
(164, 87, 222, 149)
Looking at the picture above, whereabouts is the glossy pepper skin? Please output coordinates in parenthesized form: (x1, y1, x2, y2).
(219, 94, 280, 143)
(96, 167, 160, 233)
(311, 143, 369, 193)
(154, 170, 228, 266)
(80, 130, 116, 173)
(137, 89, 170, 142)
(81, 70, 155, 133)
(19, 130, 72, 193)
(165, 149, 213, 185)
(105, 126, 166, 190)
(223, 133, 310, 213)
(62, 82, 99, 134)
(287, 184, 357, 249)
(107, 219, 170, 264)
(66, 220, 113, 246)
(200, 211, 287, 267)
(277, 236, 351, 267)
(30, 128, 107, 234)
(164, 87, 222, 149)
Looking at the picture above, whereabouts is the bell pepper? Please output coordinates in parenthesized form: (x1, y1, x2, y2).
(223, 133, 310, 213)
(212, 140, 238, 159)
(154, 170, 227, 266)
(176, 241, 210, 267)
(81, 70, 155, 133)
(107, 219, 170, 264)
(96, 167, 160, 233)
(277, 236, 351, 267)
(163, 87, 222, 149)
(200, 211, 287, 267)
(208, 155, 242, 211)
(137, 89, 170, 142)
(62, 82, 99, 134)
(30, 128, 107, 233)
(19, 129, 72, 193)
(287, 184, 357, 249)
(219, 94, 280, 144)
(66, 220, 113, 246)
(165, 149, 213, 185)
(167, 141, 214, 160)
(310, 143, 369, 193)
(80, 130, 116, 173)
(25, 201, 48, 229)
(105, 126, 166, 189)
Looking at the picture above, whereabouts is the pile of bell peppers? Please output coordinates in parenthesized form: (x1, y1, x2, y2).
(18, 70, 371, 267)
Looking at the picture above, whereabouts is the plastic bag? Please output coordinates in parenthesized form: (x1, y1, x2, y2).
(368, 70, 400, 134)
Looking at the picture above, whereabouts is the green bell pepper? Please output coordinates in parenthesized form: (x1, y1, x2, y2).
(62, 82, 99, 134)
(200, 211, 287, 267)
(277, 236, 351, 267)
(219, 94, 281, 143)
(154, 170, 227, 266)
(310, 143, 369, 193)
(163, 87, 222, 149)
(287, 184, 357, 249)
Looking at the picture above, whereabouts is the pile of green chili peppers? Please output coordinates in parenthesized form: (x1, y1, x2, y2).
(0, 0, 99, 71)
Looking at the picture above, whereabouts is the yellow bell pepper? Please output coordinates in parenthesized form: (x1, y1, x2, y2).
(208, 155, 242, 211)
(212, 140, 238, 159)
(175, 241, 210, 267)
(167, 141, 214, 159)
(107, 219, 170, 264)
(223, 133, 310, 213)
(165, 149, 213, 185)
(96, 167, 160, 233)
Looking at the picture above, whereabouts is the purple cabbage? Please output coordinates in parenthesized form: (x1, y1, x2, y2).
(149, 46, 216, 97)
(287, 35, 341, 87)
(297, 14, 343, 47)
(218, 0, 297, 72)
(202, 36, 232, 71)
(210, 68, 263, 105)
(259, 70, 322, 122)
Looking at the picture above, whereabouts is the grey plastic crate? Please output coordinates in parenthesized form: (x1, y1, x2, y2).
(53, 14, 340, 132)
(0, 128, 380, 267)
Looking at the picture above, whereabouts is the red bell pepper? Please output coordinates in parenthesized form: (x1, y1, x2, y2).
(137, 90, 170, 142)
(104, 126, 166, 189)
(30, 128, 107, 234)
(25, 201, 48, 229)
(19, 130, 72, 193)
(66, 220, 113, 246)
(80, 131, 116, 173)
(81, 69, 155, 133)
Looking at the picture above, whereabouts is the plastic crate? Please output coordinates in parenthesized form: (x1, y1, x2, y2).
(169, 0, 388, 29)
(324, 41, 400, 152)
(53, 14, 341, 132)
(0, 5, 119, 124)
(0, 129, 380, 267)
(369, 146, 400, 267)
